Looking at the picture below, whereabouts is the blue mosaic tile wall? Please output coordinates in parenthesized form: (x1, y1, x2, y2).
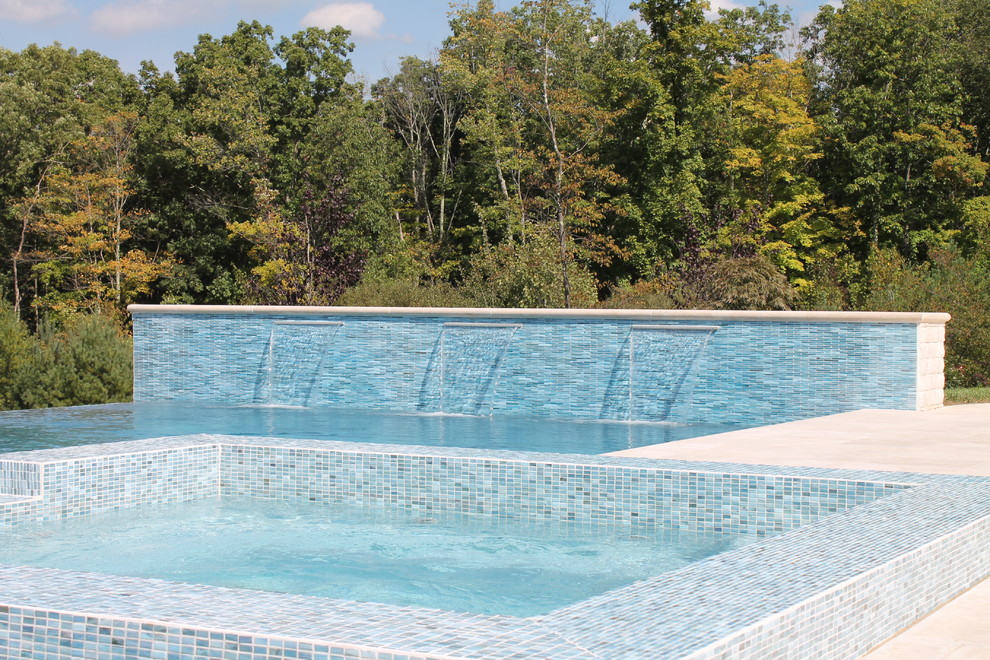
(220, 443, 907, 536)
(0, 605, 451, 660)
(131, 310, 921, 424)
(0, 438, 903, 539)
(0, 441, 219, 526)
(0, 437, 987, 659)
(0, 460, 41, 496)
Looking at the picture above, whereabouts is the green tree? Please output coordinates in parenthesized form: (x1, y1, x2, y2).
(620, 0, 772, 276)
(304, 92, 401, 255)
(720, 55, 838, 286)
(133, 21, 355, 304)
(804, 0, 987, 260)
(442, 0, 541, 250)
(0, 44, 139, 318)
(446, 0, 624, 306)
(949, 0, 990, 167)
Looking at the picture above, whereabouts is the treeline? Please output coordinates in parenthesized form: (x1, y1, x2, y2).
(1, 0, 989, 390)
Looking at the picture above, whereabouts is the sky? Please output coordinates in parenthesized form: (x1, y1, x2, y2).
(0, 0, 828, 85)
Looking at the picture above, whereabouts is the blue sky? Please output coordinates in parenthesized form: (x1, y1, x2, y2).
(0, 0, 828, 84)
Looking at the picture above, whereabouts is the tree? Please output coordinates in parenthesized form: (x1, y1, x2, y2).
(455, 0, 624, 306)
(374, 56, 465, 241)
(949, 0, 990, 167)
(620, 0, 742, 276)
(443, 0, 542, 250)
(29, 112, 173, 321)
(0, 44, 139, 318)
(133, 21, 355, 304)
(303, 92, 402, 260)
(804, 0, 987, 260)
(720, 55, 838, 285)
(229, 176, 366, 305)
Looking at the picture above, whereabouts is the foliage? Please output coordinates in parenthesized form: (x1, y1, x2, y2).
(133, 20, 359, 304)
(230, 177, 366, 305)
(1, 2, 990, 404)
(461, 228, 598, 308)
(438, 0, 627, 307)
(0, 44, 140, 317)
(0, 310, 132, 410)
(822, 247, 990, 388)
(597, 279, 680, 310)
(803, 0, 986, 260)
(32, 315, 133, 407)
(950, 0, 990, 167)
(336, 279, 475, 308)
(0, 305, 36, 409)
(719, 55, 838, 284)
(704, 255, 795, 310)
(27, 112, 173, 323)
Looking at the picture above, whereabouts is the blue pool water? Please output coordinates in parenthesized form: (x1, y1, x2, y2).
(0, 497, 756, 616)
(0, 402, 752, 455)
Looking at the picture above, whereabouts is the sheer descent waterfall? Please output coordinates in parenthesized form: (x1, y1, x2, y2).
(264, 321, 343, 406)
(629, 324, 718, 421)
(439, 322, 521, 416)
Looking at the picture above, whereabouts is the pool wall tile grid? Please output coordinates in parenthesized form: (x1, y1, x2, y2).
(0, 440, 220, 526)
(0, 459, 41, 495)
(39, 445, 219, 520)
(132, 312, 924, 424)
(1, 437, 990, 659)
(683, 515, 990, 659)
(219, 443, 907, 536)
(0, 606, 477, 660)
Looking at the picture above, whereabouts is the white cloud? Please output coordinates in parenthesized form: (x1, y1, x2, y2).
(301, 2, 384, 39)
(90, 0, 216, 36)
(0, 0, 76, 22)
(705, 0, 743, 16)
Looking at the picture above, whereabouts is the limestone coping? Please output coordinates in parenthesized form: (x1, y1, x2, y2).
(127, 305, 951, 325)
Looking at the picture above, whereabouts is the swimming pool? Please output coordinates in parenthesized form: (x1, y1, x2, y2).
(0, 305, 969, 658)
(0, 436, 988, 659)
(0, 495, 757, 617)
(0, 402, 750, 454)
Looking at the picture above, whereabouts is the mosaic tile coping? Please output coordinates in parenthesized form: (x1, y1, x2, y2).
(0, 436, 989, 659)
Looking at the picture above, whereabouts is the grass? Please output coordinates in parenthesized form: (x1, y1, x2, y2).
(945, 387, 990, 405)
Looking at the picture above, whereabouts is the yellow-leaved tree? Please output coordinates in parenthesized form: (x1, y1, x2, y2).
(720, 55, 841, 288)
(29, 112, 173, 321)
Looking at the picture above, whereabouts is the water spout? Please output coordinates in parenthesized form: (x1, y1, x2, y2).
(263, 320, 343, 407)
(439, 322, 521, 416)
(629, 325, 718, 422)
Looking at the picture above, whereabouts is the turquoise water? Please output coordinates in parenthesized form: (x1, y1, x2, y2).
(0, 497, 754, 616)
(0, 402, 752, 455)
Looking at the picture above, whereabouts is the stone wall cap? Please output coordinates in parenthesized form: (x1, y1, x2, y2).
(127, 304, 951, 324)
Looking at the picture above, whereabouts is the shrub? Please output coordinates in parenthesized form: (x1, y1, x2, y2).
(0, 306, 35, 410)
(47, 315, 133, 406)
(704, 256, 795, 310)
(598, 280, 680, 309)
(1, 312, 132, 409)
(461, 233, 598, 308)
(833, 247, 990, 388)
(336, 279, 475, 307)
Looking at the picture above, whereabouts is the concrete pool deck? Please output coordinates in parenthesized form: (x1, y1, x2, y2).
(611, 403, 990, 659)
